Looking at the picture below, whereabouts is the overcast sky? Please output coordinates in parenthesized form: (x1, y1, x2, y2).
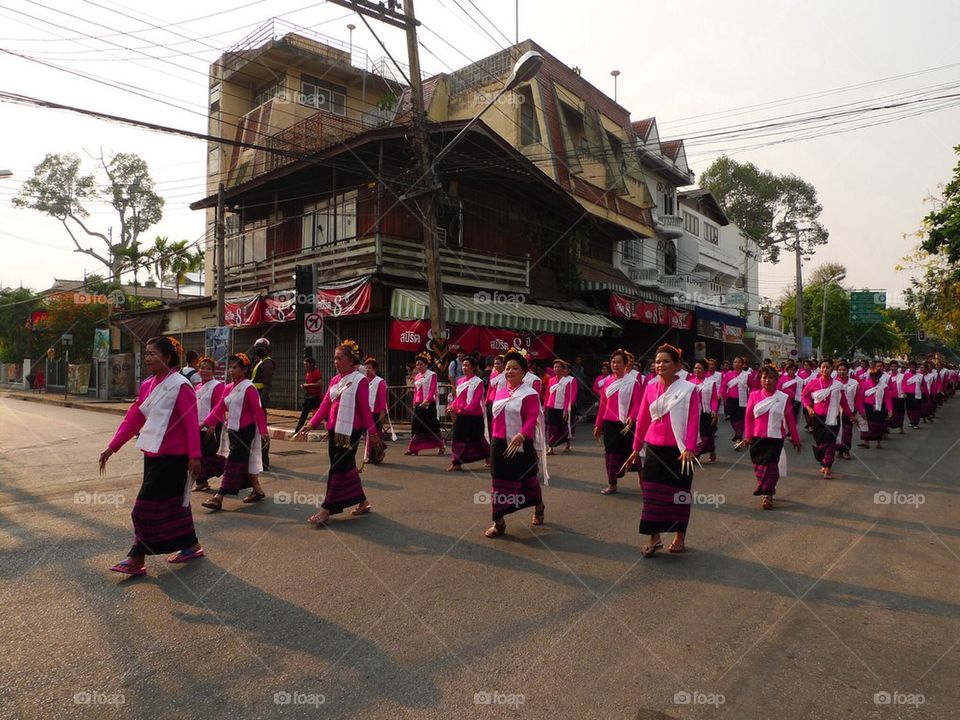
(1, 0, 958, 307)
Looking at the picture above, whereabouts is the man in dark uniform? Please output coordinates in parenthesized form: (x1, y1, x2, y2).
(251, 337, 276, 469)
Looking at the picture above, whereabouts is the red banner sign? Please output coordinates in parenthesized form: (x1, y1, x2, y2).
(666, 307, 694, 330)
(315, 277, 371, 317)
(609, 293, 668, 325)
(225, 296, 264, 327)
(477, 328, 555, 360)
(263, 294, 296, 323)
(388, 321, 479, 353)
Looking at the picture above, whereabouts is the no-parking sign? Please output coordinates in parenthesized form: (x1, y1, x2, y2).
(304, 313, 324, 348)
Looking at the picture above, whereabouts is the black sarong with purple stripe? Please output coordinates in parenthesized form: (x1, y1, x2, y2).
(749, 437, 783, 496)
(810, 414, 838, 468)
(639, 443, 693, 535)
(323, 429, 365, 515)
(889, 398, 905, 429)
(219, 423, 256, 495)
(451, 413, 489, 466)
(905, 394, 922, 426)
(602, 420, 637, 486)
(862, 408, 887, 440)
(695, 411, 716, 456)
(489, 437, 541, 521)
(545, 408, 570, 447)
(197, 425, 225, 483)
(129, 455, 198, 556)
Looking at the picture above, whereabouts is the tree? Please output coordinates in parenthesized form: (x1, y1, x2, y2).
(13, 151, 164, 278)
(166, 240, 204, 299)
(114, 240, 150, 290)
(700, 157, 828, 263)
(0, 288, 42, 363)
(150, 235, 172, 299)
(922, 145, 960, 262)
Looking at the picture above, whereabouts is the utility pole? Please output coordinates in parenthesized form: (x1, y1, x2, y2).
(216, 182, 226, 326)
(793, 227, 805, 358)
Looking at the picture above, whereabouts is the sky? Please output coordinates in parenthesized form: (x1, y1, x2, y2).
(1, 0, 958, 308)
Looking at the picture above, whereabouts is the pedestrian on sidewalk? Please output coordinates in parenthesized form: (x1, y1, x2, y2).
(741, 366, 802, 510)
(98, 336, 204, 576)
(293, 356, 324, 434)
(250, 338, 275, 469)
(193, 356, 225, 491)
(200, 353, 268, 511)
(295, 340, 383, 525)
(447, 355, 490, 471)
(364, 356, 388, 465)
(406, 352, 445, 456)
(594, 349, 642, 495)
(625, 344, 700, 557)
(802, 359, 853, 479)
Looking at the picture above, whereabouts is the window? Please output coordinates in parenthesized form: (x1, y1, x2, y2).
(225, 215, 242, 267)
(660, 239, 678, 275)
(683, 211, 700, 237)
(302, 191, 358, 249)
(253, 80, 286, 108)
(703, 222, 719, 245)
(607, 132, 625, 172)
(661, 189, 675, 215)
(710, 275, 723, 294)
(518, 87, 540, 145)
(437, 197, 463, 247)
(238, 217, 267, 265)
(622, 238, 641, 265)
(560, 102, 587, 156)
(299, 74, 347, 116)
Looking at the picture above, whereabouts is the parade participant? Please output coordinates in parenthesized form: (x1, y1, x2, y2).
(742, 366, 802, 509)
(364, 356, 389, 465)
(797, 359, 814, 380)
(193, 356, 225, 491)
(406, 352, 445, 456)
(835, 361, 859, 460)
(592, 361, 612, 398)
(904, 361, 925, 429)
(677, 362, 690, 382)
(293, 356, 324, 434)
(486, 354, 506, 431)
(98, 336, 204, 575)
(924, 363, 940, 421)
(250, 338, 275, 469)
(887, 360, 907, 433)
(200, 353, 268, 511)
(857, 367, 893, 449)
(447, 355, 490, 471)
(691, 359, 719, 463)
(722, 356, 751, 445)
(296, 340, 383, 525)
(624, 344, 700, 557)
(522, 361, 543, 393)
(545, 359, 577, 454)
(777, 362, 805, 427)
(801, 359, 853, 479)
(485, 350, 547, 538)
(593, 349, 642, 495)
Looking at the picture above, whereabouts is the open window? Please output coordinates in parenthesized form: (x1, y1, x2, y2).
(437, 197, 463, 247)
(518, 86, 540, 146)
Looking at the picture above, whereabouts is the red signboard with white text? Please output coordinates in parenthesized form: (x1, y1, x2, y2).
(388, 321, 479, 353)
(224, 295, 264, 327)
(666, 307, 694, 330)
(609, 293, 668, 325)
(315, 277, 372, 317)
(477, 328, 555, 360)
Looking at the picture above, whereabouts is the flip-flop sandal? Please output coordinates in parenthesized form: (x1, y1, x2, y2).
(308, 512, 330, 526)
(167, 547, 205, 564)
(110, 560, 147, 576)
(242, 491, 266, 504)
(403, 451, 418, 456)
(668, 543, 685, 553)
(192, 483, 211, 492)
(641, 543, 660, 558)
(201, 498, 222, 511)
(484, 521, 506, 538)
(600, 486, 618, 495)
(351, 505, 373, 516)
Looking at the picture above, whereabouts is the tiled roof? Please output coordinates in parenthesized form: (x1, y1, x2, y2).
(631, 117, 655, 141)
(660, 139, 682, 161)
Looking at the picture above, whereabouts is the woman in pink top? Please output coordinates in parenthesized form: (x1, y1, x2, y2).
(801, 359, 853, 478)
(200, 353, 268, 510)
(545, 359, 578, 454)
(857, 368, 893, 449)
(297, 340, 383, 525)
(742, 366, 802, 510)
(593, 349, 642, 495)
(834, 361, 859, 460)
(193, 356, 226, 491)
(363, 356, 389, 465)
(591, 361, 612, 399)
(886, 360, 906, 433)
(485, 350, 545, 538)
(903, 360, 926, 429)
(98, 336, 204, 576)
(777, 362, 804, 431)
(691, 359, 720, 463)
(447, 355, 490, 471)
(625, 344, 700, 557)
(722, 356, 751, 444)
(406, 352, 445, 455)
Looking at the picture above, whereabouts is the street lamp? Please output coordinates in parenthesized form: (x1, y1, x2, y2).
(818, 272, 845, 359)
(347, 23, 355, 57)
(611, 69, 620, 102)
(0, 169, 12, 179)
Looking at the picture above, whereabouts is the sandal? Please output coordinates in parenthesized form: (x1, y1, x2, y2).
(760, 495, 774, 510)
(641, 542, 660, 558)
(308, 510, 331, 526)
(601, 486, 618, 495)
(192, 482, 211, 492)
(532, 505, 545, 526)
(403, 451, 418, 456)
(668, 542, 685, 553)
(823, 469, 834, 479)
(110, 559, 146, 576)
(167, 547, 205, 564)
(351, 504, 373, 516)
(446, 464, 463, 472)
(242, 490, 266, 504)
(484, 521, 506, 538)
(437, 447, 446, 456)
(201, 497, 223, 511)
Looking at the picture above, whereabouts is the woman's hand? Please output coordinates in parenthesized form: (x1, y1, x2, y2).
(504, 432, 525, 458)
(98, 447, 115, 475)
(203, 425, 216, 437)
(593, 426, 601, 440)
(793, 440, 803, 453)
(188, 458, 201, 479)
(622, 450, 640, 472)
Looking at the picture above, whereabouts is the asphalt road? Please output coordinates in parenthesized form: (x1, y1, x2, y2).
(1, 395, 957, 720)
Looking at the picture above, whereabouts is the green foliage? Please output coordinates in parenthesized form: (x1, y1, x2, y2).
(700, 157, 828, 263)
(0, 288, 42, 363)
(44, 294, 111, 363)
(922, 145, 960, 262)
(903, 253, 960, 352)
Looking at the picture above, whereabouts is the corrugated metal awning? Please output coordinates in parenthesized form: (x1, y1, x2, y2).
(391, 289, 621, 337)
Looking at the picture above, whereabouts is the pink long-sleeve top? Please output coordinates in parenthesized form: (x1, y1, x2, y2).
(196, 380, 225, 423)
(856, 378, 894, 415)
(801, 376, 853, 417)
(594, 374, 642, 428)
(903, 370, 927, 397)
(722, 370, 750, 399)
(631, 379, 701, 451)
(797, 368, 813, 380)
(450, 376, 485, 416)
(490, 385, 539, 440)
(744, 389, 801, 443)
(591, 373, 611, 398)
(108, 371, 201, 458)
(546, 376, 578, 412)
(413, 371, 437, 404)
(369, 376, 388, 415)
(690, 375, 720, 413)
(309, 373, 377, 433)
(203, 382, 268, 434)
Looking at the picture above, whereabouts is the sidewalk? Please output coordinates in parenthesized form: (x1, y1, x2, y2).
(2, 389, 413, 441)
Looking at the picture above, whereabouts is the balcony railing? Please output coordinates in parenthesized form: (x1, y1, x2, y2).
(266, 111, 374, 172)
(223, 235, 530, 294)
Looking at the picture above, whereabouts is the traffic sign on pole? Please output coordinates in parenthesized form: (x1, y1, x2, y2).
(304, 312, 324, 348)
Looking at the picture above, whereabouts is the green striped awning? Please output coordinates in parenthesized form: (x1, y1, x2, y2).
(390, 289, 621, 337)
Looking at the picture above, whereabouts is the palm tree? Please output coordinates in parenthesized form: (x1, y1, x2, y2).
(114, 240, 148, 294)
(150, 235, 171, 299)
(168, 240, 205, 299)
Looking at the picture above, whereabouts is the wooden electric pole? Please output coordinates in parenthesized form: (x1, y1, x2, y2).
(216, 181, 226, 326)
